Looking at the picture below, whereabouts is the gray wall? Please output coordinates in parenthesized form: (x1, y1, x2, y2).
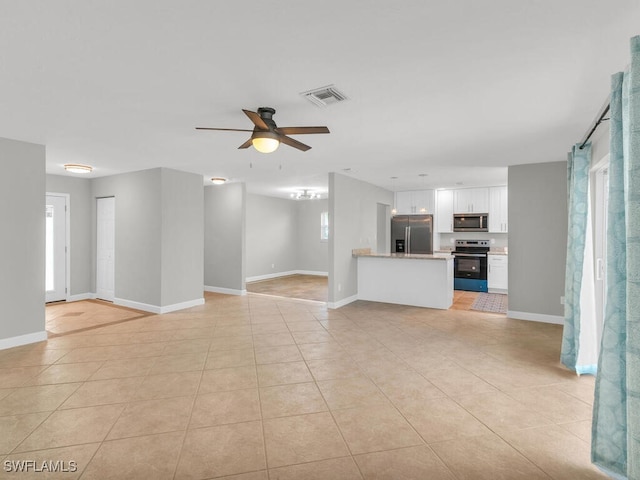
(296, 199, 329, 273)
(0, 137, 45, 343)
(245, 194, 329, 278)
(92, 167, 203, 308)
(46, 174, 92, 296)
(204, 183, 246, 292)
(92, 169, 163, 305)
(329, 173, 394, 306)
(246, 194, 297, 278)
(160, 169, 204, 307)
(508, 161, 568, 317)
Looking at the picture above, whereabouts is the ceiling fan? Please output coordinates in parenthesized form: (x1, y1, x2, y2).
(196, 107, 330, 153)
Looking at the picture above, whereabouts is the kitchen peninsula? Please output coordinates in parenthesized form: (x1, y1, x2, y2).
(354, 250, 454, 309)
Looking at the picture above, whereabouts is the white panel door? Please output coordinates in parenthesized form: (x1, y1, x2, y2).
(96, 197, 115, 302)
(45, 195, 67, 302)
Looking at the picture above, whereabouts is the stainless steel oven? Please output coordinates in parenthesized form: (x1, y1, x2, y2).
(453, 240, 490, 292)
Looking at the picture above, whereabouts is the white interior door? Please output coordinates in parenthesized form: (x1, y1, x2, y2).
(96, 197, 115, 302)
(45, 195, 67, 302)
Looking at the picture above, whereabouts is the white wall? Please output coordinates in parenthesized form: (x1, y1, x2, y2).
(204, 183, 246, 294)
(46, 174, 92, 297)
(508, 161, 567, 321)
(0, 137, 46, 348)
(328, 173, 394, 307)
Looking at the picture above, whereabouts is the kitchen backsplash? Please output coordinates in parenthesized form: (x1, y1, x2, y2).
(438, 232, 508, 250)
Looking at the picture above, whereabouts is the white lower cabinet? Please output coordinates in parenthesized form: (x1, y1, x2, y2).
(488, 254, 508, 293)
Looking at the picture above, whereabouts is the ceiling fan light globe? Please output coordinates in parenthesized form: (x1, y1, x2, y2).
(252, 137, 280, 154)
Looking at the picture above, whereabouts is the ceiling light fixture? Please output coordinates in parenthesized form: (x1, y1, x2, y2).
(64, 163, 93, 174)
(251, 131, 280, 153)
(291, 189, 320, 200)
(210, 177, 227, 185)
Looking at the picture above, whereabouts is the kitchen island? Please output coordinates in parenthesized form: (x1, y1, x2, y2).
(354, 252, 453, 309)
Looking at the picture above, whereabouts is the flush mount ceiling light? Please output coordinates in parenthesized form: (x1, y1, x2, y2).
(210, 177, 227, 185)
(290, 189, 320, 200)
(64, 163, 93, 174)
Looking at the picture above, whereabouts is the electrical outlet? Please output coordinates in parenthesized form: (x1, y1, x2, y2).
(560, 296, 565, 305)
(338, 283, 342, 292)
(271, 263, 275, 269)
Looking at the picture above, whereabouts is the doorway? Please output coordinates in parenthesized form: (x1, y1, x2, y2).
(96, 197, 115, 302)
(45, 194, 69, 303)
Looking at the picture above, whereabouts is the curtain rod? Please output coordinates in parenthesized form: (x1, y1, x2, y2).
(578, 99, 610, 150)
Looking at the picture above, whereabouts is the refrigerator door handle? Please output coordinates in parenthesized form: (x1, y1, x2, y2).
(405, 226, 410, 254)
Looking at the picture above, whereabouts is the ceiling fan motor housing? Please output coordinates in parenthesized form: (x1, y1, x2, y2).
(257, 107, 277, 129)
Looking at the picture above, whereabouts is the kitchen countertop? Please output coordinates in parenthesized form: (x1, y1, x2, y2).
(488, 251, 508, 256)
(353, 252, 452, 260)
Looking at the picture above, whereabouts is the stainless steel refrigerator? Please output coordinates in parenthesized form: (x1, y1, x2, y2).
(391, 215, 433, 254)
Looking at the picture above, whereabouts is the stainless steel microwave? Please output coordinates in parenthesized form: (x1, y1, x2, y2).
(453, 213, 488, 232)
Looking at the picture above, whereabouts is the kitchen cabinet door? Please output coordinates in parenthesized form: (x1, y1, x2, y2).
(395, 191, 414, 214)
(453, 188, 489, 213)
(488, 254, 508, 293)
(413, 190, 434, 214)
(395, 190, 434, 214)
(489, 186, 508, 232)
(436, 189, 454, 232)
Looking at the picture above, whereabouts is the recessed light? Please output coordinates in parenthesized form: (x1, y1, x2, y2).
(211, 177, 227, 185)
(64, 163, 92, 174)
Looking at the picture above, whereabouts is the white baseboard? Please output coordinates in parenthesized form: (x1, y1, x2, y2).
(296, 270, 328, 277)
(507, 310, 564, 325)
(159, 298, 205, 314)
(246, 270, 298, 283)
(246, 270, 328, 283)
(204, 285, 247, 296)
(0, 330, 48, 351)
(114, 297, 205, 314)
(328, 294, 358, 310)
(488, 288, 508, 295)
(67, 293, 96, 302)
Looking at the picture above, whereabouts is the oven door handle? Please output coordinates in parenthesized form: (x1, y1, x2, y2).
(453, 253, 486, 257)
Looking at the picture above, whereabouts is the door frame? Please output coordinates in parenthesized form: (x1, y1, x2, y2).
(45, 192, 71, 302)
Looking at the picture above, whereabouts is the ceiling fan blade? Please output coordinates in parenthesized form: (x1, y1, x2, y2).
(278, 134, 312, 152)
(195, 127, 253, 132)
(238, 138, 253, 149)
(242, 109, 269, 130)
(276, 126, 330, 135)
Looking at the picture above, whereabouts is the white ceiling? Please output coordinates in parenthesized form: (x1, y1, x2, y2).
(1, 1, 638, 197)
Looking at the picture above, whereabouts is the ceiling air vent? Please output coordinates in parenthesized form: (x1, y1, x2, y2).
(300, 85, 348, 107)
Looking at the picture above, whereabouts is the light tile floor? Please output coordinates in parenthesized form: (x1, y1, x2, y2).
(0, 293, 606, 479)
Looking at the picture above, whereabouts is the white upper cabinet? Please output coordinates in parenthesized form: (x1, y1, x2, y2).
(488, 186, 508, 232)
(436, 189, 454, 233)
(395, 190, 434, 214)
(453, 188, 489, 213)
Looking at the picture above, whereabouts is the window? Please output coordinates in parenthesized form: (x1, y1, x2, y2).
(320, 211, 329, 241)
